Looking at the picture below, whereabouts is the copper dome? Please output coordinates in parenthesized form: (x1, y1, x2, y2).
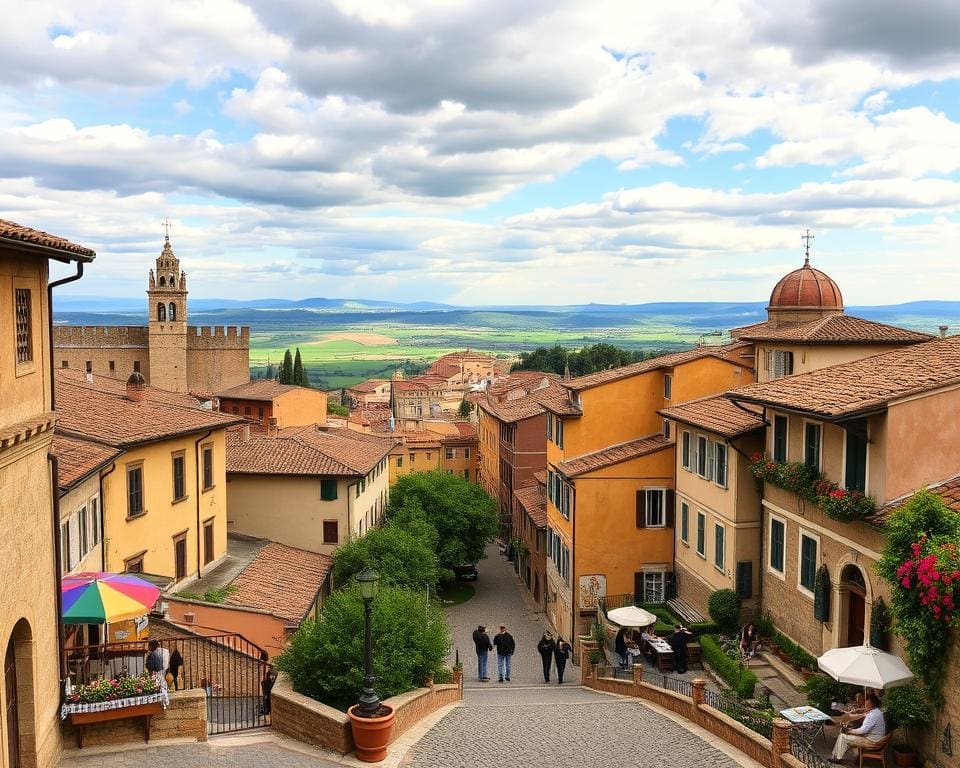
(769, 263, 843, 309)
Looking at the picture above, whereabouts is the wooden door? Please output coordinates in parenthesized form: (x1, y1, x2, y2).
(174, 537, 187, 580)
(847, 592, 866, 647)
(203, 522, 214, 566)
(5, 639, 19, 768)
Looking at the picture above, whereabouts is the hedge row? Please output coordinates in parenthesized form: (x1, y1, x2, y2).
(639, 604, 719, 636)
(774, 632, 817, 670)
(700, 635, 758, 699)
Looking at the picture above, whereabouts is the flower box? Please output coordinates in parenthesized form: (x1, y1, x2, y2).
(66, 699, 164, 748)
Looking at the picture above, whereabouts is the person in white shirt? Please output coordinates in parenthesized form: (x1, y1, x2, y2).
(831, 693, 886, 762)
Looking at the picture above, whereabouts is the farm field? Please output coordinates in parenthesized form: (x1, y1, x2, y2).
(249, 319, 702, 389)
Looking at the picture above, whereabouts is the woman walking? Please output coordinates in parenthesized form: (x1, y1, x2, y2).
(554, 637, 572, 684)
(537, 632, 556, 683)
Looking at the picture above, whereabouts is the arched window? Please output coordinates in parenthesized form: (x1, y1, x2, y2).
(168, 302, 176, 321)
(159, 275, 166, 287)
(157, 302, 166, 321)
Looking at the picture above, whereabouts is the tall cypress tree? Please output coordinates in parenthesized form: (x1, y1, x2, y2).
(280, 349, 294, 384)
(293, 348, 309, 387)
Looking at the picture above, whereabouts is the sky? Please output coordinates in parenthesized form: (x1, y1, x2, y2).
(3, 0, 960, 305)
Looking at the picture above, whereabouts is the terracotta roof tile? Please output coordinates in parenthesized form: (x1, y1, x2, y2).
(659, 395, 765, 439)
(732, 315, 932, 345)
(55, 369, 242, 448)
(348, 379, 388, 393)
(514, 484, 547, 528)
(728, 335, 960, 419)
(868, 475, 960, 527)
(769, 263, 843, 309)
(563, 342, 754, 391)
(227, 425, 393, 476)
(225, 541, 331, 623)
(533, 470, 547, 485)
(348, 404, 391, 427)
(53, 435, 121, 490)
(478, 374, 570, 423)
(427, 351, 495, 378)
(217, 380, 304, 400)
(559, 434, 672, 477)
(0, 218, 96, 261)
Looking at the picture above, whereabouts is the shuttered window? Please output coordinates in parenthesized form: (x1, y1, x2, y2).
(681, 432, 691, 470)
(320, 478, 338, 501)
(680, 502, 689, 543)
(845, 423, 868, 493)
(736, 561, 753, 598)
(696, 512, 706, 557)
(769, 517, 785, 573)
(800, 533, 818, 592)
(773, 415, 788, 463)
(804, 423, 821, 469)
(127, 465, 144, 517)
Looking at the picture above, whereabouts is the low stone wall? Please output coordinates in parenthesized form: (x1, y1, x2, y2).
(580, 639, 798, 768)
(271, 669, 464, 756)
(60, 689, 207, 749)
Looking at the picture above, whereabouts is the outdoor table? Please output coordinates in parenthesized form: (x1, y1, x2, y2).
(641, 632, 675, 671)
(780, 705, 832, 751)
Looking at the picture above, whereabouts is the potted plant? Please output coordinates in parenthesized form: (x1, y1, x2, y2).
(63, 674, 164, 748)
(884, 682, 932, 767)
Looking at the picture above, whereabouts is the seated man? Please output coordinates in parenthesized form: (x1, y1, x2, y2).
(831, 693, 885, 763)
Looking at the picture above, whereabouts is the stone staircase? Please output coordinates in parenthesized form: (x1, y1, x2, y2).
(745, 650, 807, 710)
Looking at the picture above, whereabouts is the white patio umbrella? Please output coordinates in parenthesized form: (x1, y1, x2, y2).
(817, 643, 914, 689)
(607, 606, 657, 627)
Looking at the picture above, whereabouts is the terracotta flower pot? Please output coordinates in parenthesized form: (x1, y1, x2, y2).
(348, 704, 396, 763)
(893, 748, 915, 768)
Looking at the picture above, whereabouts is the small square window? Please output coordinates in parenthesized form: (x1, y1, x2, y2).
(322, 520, 339, 544)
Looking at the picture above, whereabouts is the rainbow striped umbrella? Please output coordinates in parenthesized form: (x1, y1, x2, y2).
(61, 572, 161, 625)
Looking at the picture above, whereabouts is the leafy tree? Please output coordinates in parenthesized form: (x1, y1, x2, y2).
(511, 344, 569, 375)
(279, 349, 294, 384)
(276, 584, 450, 711)
(327, 401, 350, 417)
(293, 347, 310, 387)
(707, 589, 742, 634)
(386, 470, 498, 570)
(511, 343, 645, 376)
(457, 399, 473, 418)
(332, 526, 442, 591)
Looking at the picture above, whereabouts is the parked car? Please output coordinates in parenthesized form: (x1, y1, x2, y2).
(453, 564, 478, 581)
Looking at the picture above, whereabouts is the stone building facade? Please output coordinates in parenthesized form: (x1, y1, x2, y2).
(53, 235, 250, 395)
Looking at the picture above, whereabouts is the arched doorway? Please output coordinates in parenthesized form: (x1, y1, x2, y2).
(4, 619, 35, 768)
(842, 565, 867, 647)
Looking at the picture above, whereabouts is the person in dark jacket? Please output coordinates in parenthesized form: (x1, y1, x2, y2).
(554, 637, 572, 684)
(537, 632, 556, 682)
(493, 625, 516, 682)
(668, 624, 694, 673)
(472, 625, 493, 681)
(168, 648, 184, 691)
(614, 627, 629, 669)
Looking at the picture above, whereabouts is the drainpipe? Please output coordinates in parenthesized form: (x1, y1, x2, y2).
(47, 261, 86, 695)
(98, 462, 117, 571)
(346, 481, 359, 540)
(194, 430, 213, 579)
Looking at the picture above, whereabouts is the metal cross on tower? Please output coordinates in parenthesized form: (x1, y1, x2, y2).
(802, 229, 814, 266)
(162, 217, 172, 241)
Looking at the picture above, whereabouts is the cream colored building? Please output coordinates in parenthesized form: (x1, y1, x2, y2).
(54, 369, 241, 586)
(225, 426, 394, 554)
(0, 219, 95, 768)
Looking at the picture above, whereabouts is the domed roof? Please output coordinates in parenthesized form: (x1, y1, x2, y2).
(769, 260, 843, 309)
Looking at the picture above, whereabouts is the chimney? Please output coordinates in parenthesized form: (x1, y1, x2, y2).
(939, 325, 949, 338)
(125, 372, 146, 402)
(267, 416, 278, 436)
(241, 424, 251, 442)
(183, 611, 195, 625)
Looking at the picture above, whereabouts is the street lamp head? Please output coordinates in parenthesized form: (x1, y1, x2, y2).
(356, 567, 380, 600)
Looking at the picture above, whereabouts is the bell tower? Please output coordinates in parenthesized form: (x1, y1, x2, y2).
(147, 222, 189, 392)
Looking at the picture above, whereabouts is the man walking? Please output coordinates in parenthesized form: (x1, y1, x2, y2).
(668, 624, 694, 674)
(493, 625, 516, 682)
(472, 625, 493, 681)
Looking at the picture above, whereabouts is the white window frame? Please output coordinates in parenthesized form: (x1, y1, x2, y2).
(696, 511, 706, 559)
(714, 522, 725, 573)
(645, 488, 667, 528)
(798, 529, 820, 599)
(681, 431, 691, 471)
(679, 501, 689, 544)
(767, 514, 786, 579)
(445, 447, 455, 460)
(643, 571, 666, 603)
(89, 494, 101, 546)
(803, 420, 822, 471)
(714, 441, 728, 488)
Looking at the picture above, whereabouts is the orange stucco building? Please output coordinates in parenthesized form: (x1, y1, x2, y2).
(543, 343, 756, 643)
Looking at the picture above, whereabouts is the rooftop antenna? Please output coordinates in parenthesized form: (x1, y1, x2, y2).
(801, 228, 814, 266)
(162, 217, 173, 242)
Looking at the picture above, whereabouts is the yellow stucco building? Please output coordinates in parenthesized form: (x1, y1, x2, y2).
(543, 344, 755, 643)
(54, 368, 241, 585)
(0, 219, 94, 768)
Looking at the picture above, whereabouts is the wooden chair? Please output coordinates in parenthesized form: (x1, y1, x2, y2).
(857, 732, 892, 768)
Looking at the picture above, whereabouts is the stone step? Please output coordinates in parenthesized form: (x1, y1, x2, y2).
(757, 650, 807, 689)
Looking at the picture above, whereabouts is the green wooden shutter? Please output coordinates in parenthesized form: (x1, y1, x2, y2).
(736, 561, 753, 599)
(636, 490, 646, 528)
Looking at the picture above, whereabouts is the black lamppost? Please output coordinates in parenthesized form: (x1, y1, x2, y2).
(356, 567, 381, 717)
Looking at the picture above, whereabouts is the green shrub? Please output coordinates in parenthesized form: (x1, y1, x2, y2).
(774, 632, 816, 669)
(700, 634, 757, 698)
(708, 589, 742, 634)
(883, 682, 932, 734)
(332, 525, 444, 590)
(276, 584, 450, 712)
(432, 667, 454, 685)
(803, 674, 853, 711)
(755, 612, 775, 639)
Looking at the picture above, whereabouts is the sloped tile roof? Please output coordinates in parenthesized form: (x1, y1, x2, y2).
(659, 395, 765, 439)
(514, 484, 547, 527)
(728, 335, 960, 419)
(224, 541, 331, 623)
(348, 379, 388, 393)
(55, 369, 242, 448)
(0, 218, 96, 261)
(559, 434, 672, 477)
(478, 374, 571, 423)
(217, 380, 303, 401)
(226, 425, 394, 476)
(732, 315, 932, 345)
(868, 475, 960, 527)
(348, 404, 391, 427)
(427, 351, 495, 378)
(562, 342, 754, 391)
(53, 435, 121, 490)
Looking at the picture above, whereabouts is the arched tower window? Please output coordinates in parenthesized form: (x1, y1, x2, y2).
(157, 303, 166, 321)
(159, 275, 166, 287)
(168, 302, 176, 321)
